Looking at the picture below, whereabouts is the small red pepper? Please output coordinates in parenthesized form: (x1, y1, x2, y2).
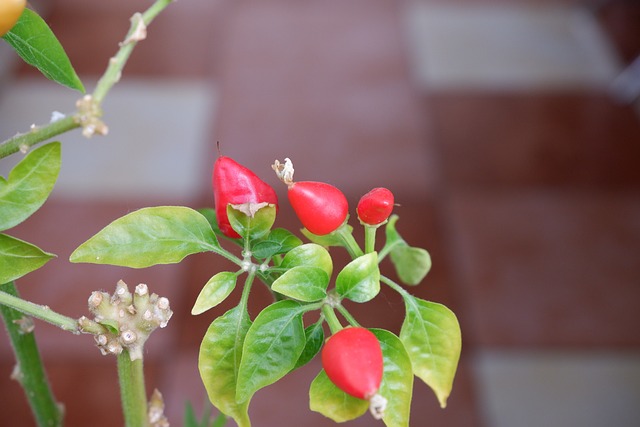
(357, 187, 394, 226)
(213, 156, 278, 238)
(273, 158, 348, 235)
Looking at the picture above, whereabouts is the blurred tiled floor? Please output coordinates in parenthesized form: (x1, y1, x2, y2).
(1, 0, 640, 426)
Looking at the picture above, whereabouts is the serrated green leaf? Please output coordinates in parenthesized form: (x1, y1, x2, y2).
(0, 233, 55, 283)
(192, 271, 238, 315)
(199, 305, 252, 427)
(280, 243, 333, 278)
(390, 244, 431, 286)
(294, 321, 324, 370)
(2, 9, 84, 92)
(0, 142, 61, 231)
(227, 203, 276, 241)
(271, 266, 328, 302)
(309, 369, 369, 422)
(236, 300, 306, 403)
(335, 252, 380, 303)
(371, 329, 413, 427)
(251, 228, 302, 259)
(70, 206, 219, 268)
(400, 296, 461, 408)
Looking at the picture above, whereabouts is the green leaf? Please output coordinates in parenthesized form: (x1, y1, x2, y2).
(0, 233, 55, 283)
(197, 208, 224, 236)
(390, 245, 431, 286)
(227, 203, 276, 241)
(335, 252, 380, 303)
(0, 142, 61, 231)
(2, 9, 84, 92)
(309, 369, 369, 422)
(70, 206, 219, 268)
(280, 243, 333, 278)
(236, 300, 306, 403)
(301, 223, 354, 248)
(271, 266, 328, 302)
(183, 402, 200, 427)
(192, 271, 238, 315)
(400, 296, 461, 408)
(251, 228, 302, 259)
(198, 305, 252, 427)
(371, 329, 413, 427)
(294, 321, 324, 370)
(384, 215, 431, 285)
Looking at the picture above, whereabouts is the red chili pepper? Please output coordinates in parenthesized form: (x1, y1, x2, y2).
(213, 156, 278, 238)
(273, 158, 348, 235)
(321, 327, 383, 401)
(357, 187, 394, 226)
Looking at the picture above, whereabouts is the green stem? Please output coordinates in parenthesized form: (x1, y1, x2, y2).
(211, 245, 244, 268)
(117, 350, 148, 427)
(0, 288, 79, 333)
(0, 0, 175, 160)
(0, 282, 63, 427)
(377, 240, 401, 263)
(239, 269, 256, 311)
(0, 116, 79, 159)
(335, 224, 363, 259)
(336, 305, 361, 328)
(363, 225, 377, 254)
(321, 305, 343, 334)
(380, 275, 409, 298)
(93, 0, 174, 103)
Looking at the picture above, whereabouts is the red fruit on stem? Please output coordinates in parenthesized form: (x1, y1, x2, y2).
(272, 158, 348, 235)
(213, 156, 278, 238)
(321, 327, 383, 401)
(357, 187, 394, 226)
(288, 181, 348, 235)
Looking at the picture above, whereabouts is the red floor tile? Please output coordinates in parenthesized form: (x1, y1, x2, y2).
(429, 93, 640, 191)
(212, 0, 437, 196)
(19, 0, 226, 78)
(0, 358, 161, 427)
(446, 191, 640, 348)
(161, 351, 483, 427)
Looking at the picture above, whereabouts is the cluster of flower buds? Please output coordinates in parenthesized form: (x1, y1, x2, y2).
(78, 280, 172, 360)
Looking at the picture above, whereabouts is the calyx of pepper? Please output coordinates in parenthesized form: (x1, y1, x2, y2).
(230, 201, 270, 217)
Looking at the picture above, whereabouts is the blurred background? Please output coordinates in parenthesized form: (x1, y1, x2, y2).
(1, 0, 639, 425)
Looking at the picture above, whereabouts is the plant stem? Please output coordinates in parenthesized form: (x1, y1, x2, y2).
(93, 0, 174, 103)
(377, 240, 401, 263)
(239, 269, 256, 311)
(363, 225, 377, 254)
(0, 0, 176, 160)
(321, 305, 343, 334)
(117, 350, 148, 427)
(335, 225, 363, 259)
(0, 287, 79, 333)
(0, 116, 79, 159)
(0, 282, 63, 427)
(380, 275, 409, 298)
(336, 305, 361, 328)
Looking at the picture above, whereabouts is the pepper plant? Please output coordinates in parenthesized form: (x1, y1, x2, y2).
(0, 1, 461, 426)
(69, 156, 462, 426)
